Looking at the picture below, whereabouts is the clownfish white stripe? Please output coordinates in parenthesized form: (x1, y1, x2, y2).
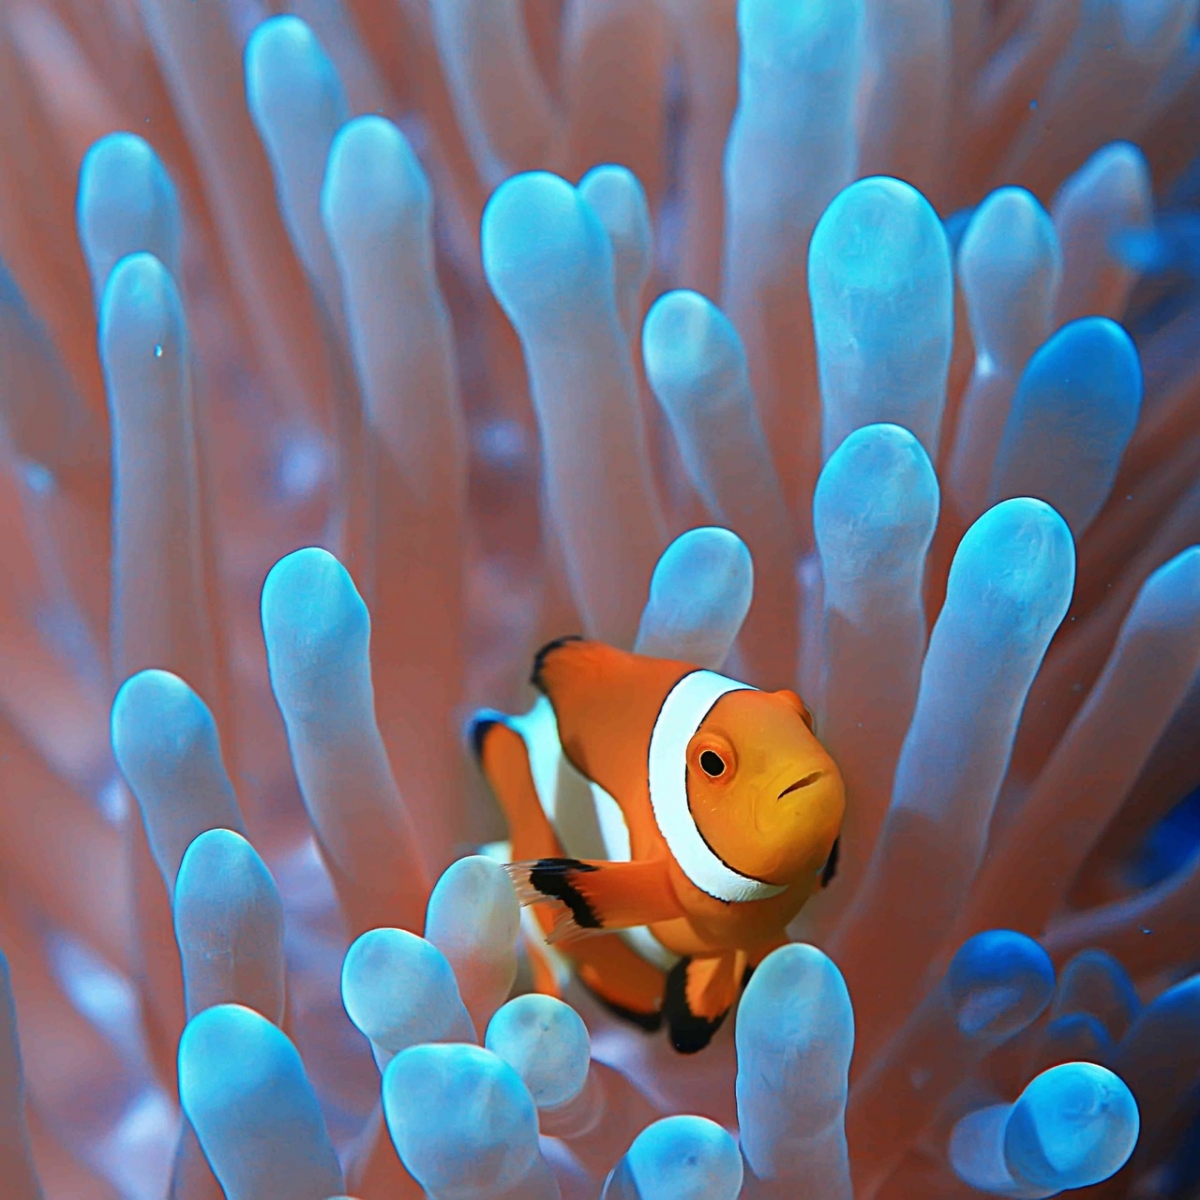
(648, 670, 789, 905)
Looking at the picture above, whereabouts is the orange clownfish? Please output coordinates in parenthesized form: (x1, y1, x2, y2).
(468, 636, 845, 1052)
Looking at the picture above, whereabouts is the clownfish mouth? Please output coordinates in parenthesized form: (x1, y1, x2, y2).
(778, 772, 823, 799)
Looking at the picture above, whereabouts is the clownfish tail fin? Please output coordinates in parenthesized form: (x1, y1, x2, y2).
(529, 634, 585, 693)
(471, 717, 565, 865)
(464, 708, 507, 762)
(505, 856, 685, 944)
(820, 836, 840, 888)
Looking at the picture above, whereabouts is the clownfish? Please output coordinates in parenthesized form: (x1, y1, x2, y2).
(468, 636, 845, 1053)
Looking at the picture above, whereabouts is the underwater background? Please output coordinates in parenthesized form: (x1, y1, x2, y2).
(0, 0, 1197, 1196)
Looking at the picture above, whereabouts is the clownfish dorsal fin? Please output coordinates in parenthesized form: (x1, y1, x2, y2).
(529, 634, 586, 693)
(504, 856, 684, 943)
(529, 638, 696, 814)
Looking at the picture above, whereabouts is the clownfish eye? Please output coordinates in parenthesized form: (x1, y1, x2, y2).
(699, 750, 726, 777)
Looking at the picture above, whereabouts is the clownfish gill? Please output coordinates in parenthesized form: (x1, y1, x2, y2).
(779, 772, 823, 799)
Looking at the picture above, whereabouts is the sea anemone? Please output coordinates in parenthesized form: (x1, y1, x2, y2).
(0, 1, 1197, 1198)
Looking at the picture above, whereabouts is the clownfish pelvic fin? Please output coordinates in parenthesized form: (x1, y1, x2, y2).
(663, 951, 748, 1054)
(504, 856, 685, 944)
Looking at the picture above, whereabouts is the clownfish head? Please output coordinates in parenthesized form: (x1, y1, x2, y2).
(682, 687, 844, 888)
(528, 638, 846, 904)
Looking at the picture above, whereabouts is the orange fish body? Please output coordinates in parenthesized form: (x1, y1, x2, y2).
(469, 637, 845, 1051)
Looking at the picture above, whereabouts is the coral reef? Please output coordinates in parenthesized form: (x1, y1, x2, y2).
(0, 1, 1196, 1198)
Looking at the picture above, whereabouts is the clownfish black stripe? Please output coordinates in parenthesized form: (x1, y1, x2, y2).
(527, 857, 602, 930)
(820, 836, 840, 888)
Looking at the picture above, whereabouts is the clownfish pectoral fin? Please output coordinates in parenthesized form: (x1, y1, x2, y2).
(820, 836, 840, 888)
(664, 951, 746, 1054)
(504, 856, 684, 944)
